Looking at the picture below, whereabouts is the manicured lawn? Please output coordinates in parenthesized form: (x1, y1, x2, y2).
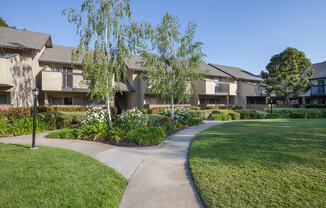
(189, 119, 326, 208)
(0, 144, 127, 208)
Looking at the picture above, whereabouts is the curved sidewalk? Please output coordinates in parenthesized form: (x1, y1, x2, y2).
(119, 121, 223, 208)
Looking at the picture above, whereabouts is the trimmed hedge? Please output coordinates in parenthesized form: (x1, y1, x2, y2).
(266, 108, 326, 119)
(207, 105, 242, 110)
(126, 126, 166, 146)
(235, 109, 267, 119)
(210, 113, 232, 121)
(189, 110, 212, 120)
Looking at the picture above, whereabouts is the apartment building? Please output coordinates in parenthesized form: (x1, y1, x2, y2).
(0, 26, 264, 110)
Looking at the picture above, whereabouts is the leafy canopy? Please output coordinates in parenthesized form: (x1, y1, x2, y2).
(139, 13, 204, 103)
(261, 47, 314, 98)
(63, 0, 151, 102)
(0, 17, 15, 29)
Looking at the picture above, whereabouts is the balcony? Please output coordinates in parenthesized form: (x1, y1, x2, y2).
(197, 79, 237, 96)
(310, 85, 326, 96)
(0, 55, 15, 87)
(41, 71, 89, 92)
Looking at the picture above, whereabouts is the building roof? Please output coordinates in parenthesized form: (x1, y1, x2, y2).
(39, 45, 83, 65)
(0, 26, 51, 51)
(125, 55, 143, 70)
(197, 62, 230, 78)
(307, 61, 326, 80)
(209, 63, 263, 82)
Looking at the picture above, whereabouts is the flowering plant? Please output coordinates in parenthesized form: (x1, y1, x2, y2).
(159, 107, 191, 124)
(115, 108, 147, 131)
(82, 106, 107, 124)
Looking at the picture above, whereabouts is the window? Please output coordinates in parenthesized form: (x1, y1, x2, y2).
(64, 98, 73, 105)
(51, 66, 73, 88)
(318, 80, 325, 94)
(83, 97, 104, 106)
(210, 99, 220, 104)
(49, 97, 63, 105)
(247, 97, 266, 105)
(0, 93, 10, 104)
(212, 78, 220, 93)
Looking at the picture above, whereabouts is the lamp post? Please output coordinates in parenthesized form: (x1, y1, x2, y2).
(30, 88, 39, 150)
(268, 97, 273, 114)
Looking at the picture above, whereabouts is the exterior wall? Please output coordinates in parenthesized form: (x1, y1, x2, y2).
(0, 47, 45, 107)
(238, 80, 262, 109)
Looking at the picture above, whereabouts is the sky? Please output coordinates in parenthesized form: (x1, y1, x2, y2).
(1, 0, 326, 75)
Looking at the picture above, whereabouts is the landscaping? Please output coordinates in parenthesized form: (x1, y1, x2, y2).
(189, 119, 326, 208)
(0, 143, 127, 208)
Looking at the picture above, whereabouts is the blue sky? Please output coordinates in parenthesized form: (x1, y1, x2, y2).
(1, 0, 326, 75)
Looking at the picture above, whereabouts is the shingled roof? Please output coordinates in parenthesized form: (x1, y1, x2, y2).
(209, 63, 263, 82)
(39, 45, 83, 65)
(0, 26, 51, 51)
(307, 61, 326, 80)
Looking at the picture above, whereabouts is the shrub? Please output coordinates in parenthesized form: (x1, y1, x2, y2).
(210, 113, 232, 121)
(207, 105, 242, 110)
(115, 108, 147, 131)
(159, 107, 191, 125)
(46, 127, 80, 139)
(147, 114, 170, 126)
(235, 109, 266, 119)
(228, 112, 241, 120)
(189, 110, 211, 120)
(125, 126, 166, 146)
(78, 121, 108, 141)
(150, 107, 170, 114)
(140, 108, 149, 114)
(288, 112, 307, 119)
(108, 127, 125, 143)
(190, 117, 204, 125)
(0, 107, 31, 119)
(189, 106, 200, 110)
(161, 122, 174, 135)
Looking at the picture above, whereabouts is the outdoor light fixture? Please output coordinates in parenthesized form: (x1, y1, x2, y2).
(30, 88, 39, 150)
(268, 96, 273, 114)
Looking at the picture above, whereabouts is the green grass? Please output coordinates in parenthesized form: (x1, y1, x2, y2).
(0, 144, 127, 208)
(189, 119, 326, 208)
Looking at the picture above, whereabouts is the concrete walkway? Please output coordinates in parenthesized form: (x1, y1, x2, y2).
(0, 121, 223, 207)
(119, 121, 222, 208)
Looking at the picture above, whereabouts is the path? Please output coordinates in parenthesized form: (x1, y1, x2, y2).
(0, 121, 223, 207)
(119, 121, 223, 208)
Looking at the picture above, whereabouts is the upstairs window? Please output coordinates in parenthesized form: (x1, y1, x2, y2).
(0, 93, 10, 104)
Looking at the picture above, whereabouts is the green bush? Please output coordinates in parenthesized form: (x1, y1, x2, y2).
(228, 112, 241, 120)
(0, 117, 48, 137)
(115, 108, 147, 131)
(161, 122, 174, 135)
(190, 117, 204, 125)
(140, 109, 149, 114)
(108, 127, 125, 143)
(288, 112, 307, 119)
(126, 126, 166, 146)
(235, 109, 266, 119)
(189, 106, 201, 110)
(78, 121, 108, 141)
(207, 105, 242, 110)
(210, 113, 232, 121)
(46, 127, 80, 139)
(147, 114, 170, 126)
(189, 110, 211, 120)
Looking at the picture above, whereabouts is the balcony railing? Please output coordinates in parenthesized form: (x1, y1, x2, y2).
(310, 85, 326, 96)
(41, 71, 88, 91)
(198, 80, 237, 96)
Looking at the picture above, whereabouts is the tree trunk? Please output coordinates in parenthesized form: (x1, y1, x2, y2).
(106, 81, 113, 131)
(171, 96, 175, 122)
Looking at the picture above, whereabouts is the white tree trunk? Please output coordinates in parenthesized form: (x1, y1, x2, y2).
(106, 89, 113, 131)
(171, 96, 175, 122)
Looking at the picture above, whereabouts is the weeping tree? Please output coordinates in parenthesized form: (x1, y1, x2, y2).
(139, 13, 204, 121)
(63, 0, 151, 130)
(261, 47, 314, 107)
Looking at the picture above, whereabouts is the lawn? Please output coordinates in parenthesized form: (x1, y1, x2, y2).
(189, 119, 326, 208)
(0, 144, 127, 208)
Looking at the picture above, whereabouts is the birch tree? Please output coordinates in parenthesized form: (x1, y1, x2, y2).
(139, 13, 204, 121)
(63, 0, 150, 130)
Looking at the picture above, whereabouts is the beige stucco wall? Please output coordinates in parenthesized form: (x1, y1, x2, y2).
(0, 56, 14, 87)
(238, 80, 262, 108)
(0, 47, 46, 107)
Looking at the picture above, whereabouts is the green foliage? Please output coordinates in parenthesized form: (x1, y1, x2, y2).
(108, 127, 125, 143)
(190, 106, 201, 110)
(266, 108, 325, 119)
(125, 127, 166, 146)
(0, 117, 47, 137)
(146, 114, 170, 126)
(161, 122, 174, 135)
(190, 117, 204, 125)
(46, 127, 80, 139)
(115, 108, 147, 131)
(235, 109, 267, 119)
(261, 47, 313, 102)
(0, 17, 15, 28)
(228, 111, 241, 120)
(140, 13, 204, 120)
(210, 113, 232, 121)
(189, 110, 211, 120)
(140, 108, 149, 114)
(78, 121, 108, 141)
(207, 105, 242, 110)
